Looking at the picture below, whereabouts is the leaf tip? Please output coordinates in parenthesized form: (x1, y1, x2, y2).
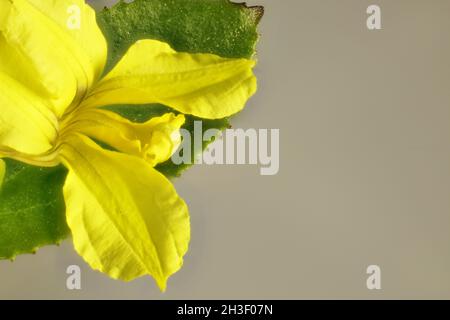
(249, 5, 265, 24)
(229, 1, 265, 25)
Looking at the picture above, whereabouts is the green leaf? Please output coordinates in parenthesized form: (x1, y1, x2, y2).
(98, 0, 263, 74)
(97, 0, 262, 177)
(0, 0, 262, 258)
(0, 159, 69, 259)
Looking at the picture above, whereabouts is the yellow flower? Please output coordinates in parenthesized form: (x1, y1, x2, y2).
(0, 0, 257, 290)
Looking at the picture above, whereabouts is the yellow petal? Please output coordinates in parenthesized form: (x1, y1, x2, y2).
(0, 72, 57, 155)
(0, 0, 107, 116)
(59, 134, 190, 290)
(64, 109, 185, 167)
(26, 0, 107, 81)
(83, 39, 257, 119)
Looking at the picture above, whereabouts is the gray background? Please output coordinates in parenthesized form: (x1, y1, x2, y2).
(1, 0, 450, 299)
